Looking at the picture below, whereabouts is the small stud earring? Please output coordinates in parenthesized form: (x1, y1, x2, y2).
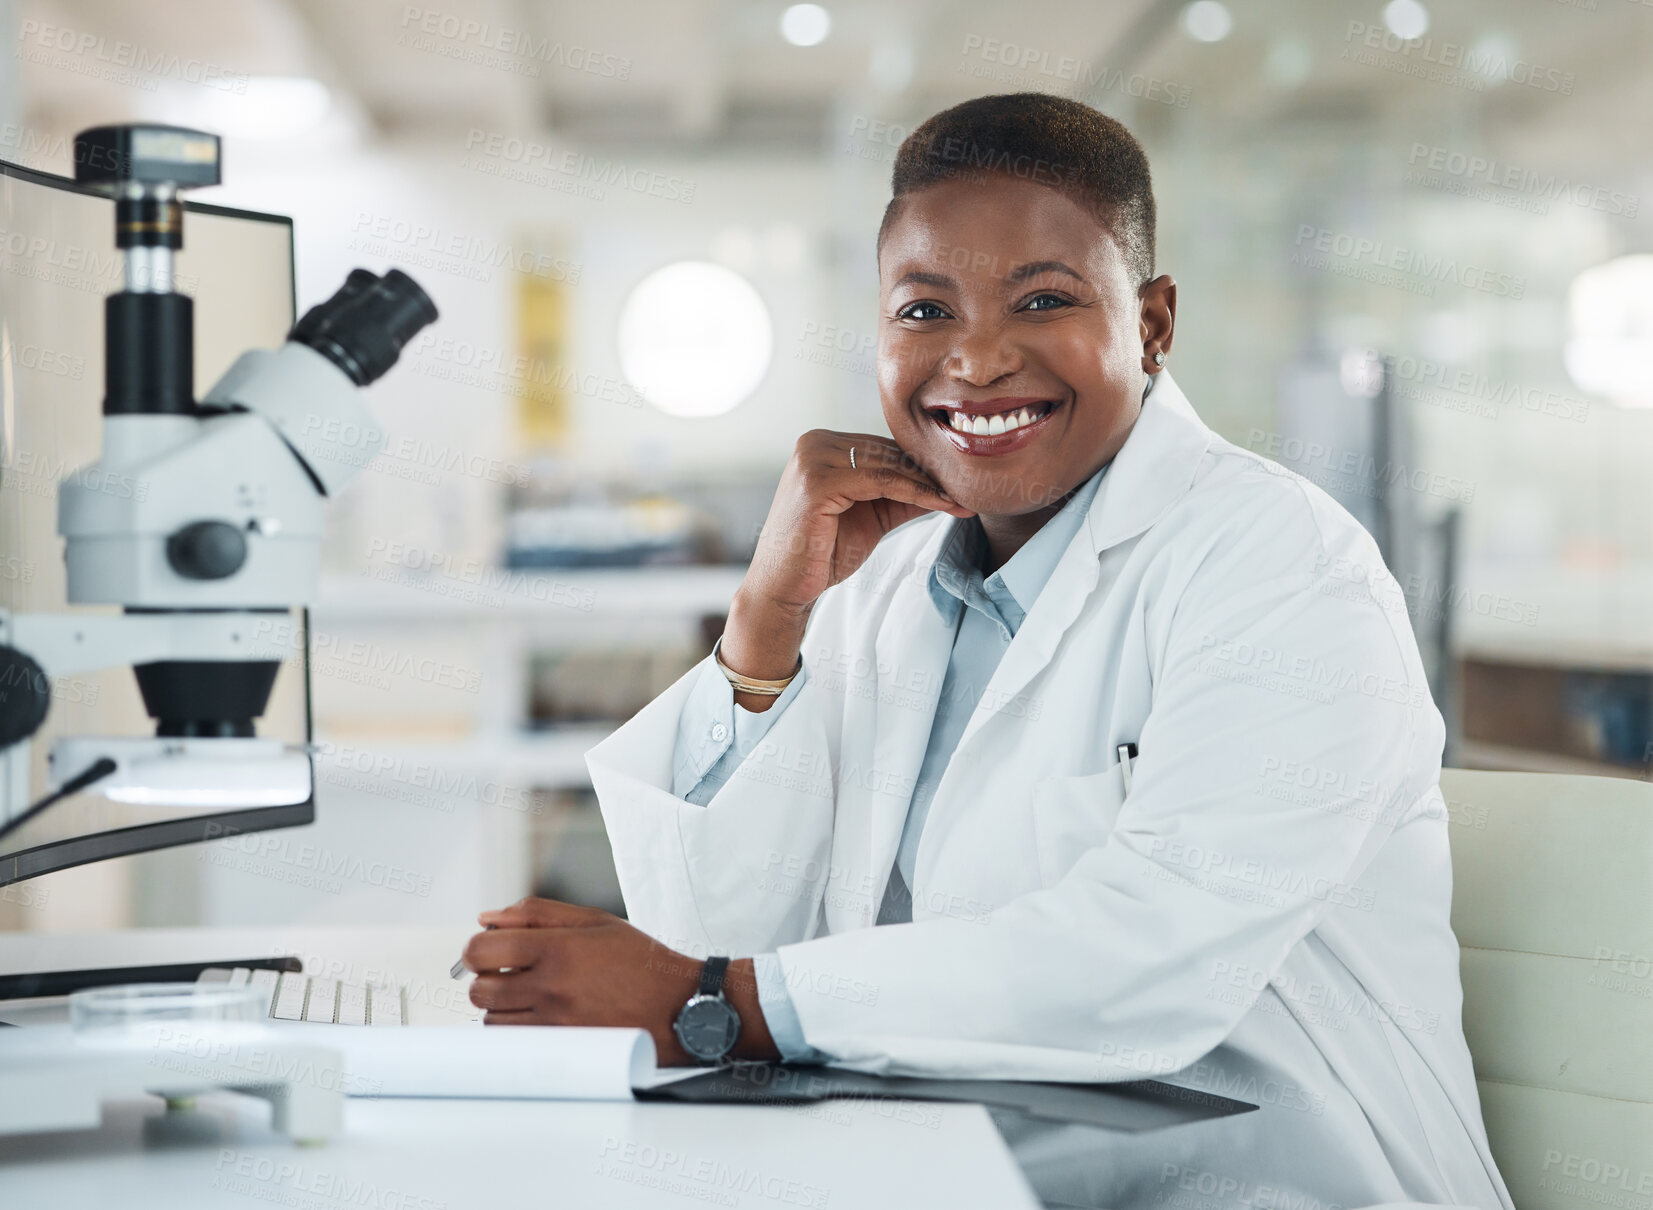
(1152, 351, 1166, 366)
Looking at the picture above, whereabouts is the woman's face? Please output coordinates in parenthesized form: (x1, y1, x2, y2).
(877, 174, 1172, 518)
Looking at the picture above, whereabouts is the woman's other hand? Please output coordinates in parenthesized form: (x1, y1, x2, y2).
(465, 897, 779, 1066)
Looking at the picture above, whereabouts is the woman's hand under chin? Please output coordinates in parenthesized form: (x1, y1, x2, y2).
(723, 429, 974, 712)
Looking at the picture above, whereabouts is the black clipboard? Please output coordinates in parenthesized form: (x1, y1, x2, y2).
(636, 1063, 1256, 1132)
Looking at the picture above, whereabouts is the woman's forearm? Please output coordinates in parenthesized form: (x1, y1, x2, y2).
(720, 589, 811, 713)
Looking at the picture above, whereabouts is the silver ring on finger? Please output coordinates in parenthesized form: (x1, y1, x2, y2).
(849, 446, 857, 470)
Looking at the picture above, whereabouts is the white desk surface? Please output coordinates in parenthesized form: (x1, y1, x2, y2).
(0, 925, 1042, 1210)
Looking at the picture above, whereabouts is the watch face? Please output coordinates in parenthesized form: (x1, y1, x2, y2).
(674, 995, 740, 1061)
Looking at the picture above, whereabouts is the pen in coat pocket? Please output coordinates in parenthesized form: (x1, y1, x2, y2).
(1118, 742, 1139, 794)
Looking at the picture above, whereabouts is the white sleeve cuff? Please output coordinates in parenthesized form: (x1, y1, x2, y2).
(670, 655, 809, 806)
(754, 951, 827, 1064)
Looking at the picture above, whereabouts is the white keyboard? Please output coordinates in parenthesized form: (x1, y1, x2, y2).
(197, 966, 407, 1025)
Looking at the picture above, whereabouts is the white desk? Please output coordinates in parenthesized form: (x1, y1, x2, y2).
(0, 925, 1041, 1209)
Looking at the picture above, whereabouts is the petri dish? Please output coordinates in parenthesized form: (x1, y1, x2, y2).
(69, 982, 264, 1032)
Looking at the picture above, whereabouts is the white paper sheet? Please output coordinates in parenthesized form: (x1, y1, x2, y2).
(291, 1024, 658, 1100)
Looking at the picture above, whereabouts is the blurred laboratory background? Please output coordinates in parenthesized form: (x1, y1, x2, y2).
(1, 0, 1648, 933)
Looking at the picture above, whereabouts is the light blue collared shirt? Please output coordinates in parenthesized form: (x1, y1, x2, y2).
(671, 460, 1113, 1060)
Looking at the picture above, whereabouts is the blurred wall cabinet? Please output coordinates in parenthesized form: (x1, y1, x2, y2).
(185, 566, 744, 927)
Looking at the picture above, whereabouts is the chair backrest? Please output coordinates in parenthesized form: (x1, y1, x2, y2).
(1440, 769, 1653, 1210)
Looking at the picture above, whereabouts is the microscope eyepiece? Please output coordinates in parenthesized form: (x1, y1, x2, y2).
(289, 269, 439, 386)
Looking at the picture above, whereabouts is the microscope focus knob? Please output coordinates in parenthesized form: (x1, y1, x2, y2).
(0, 645, 51, 748)
(166, 521, 248, 580)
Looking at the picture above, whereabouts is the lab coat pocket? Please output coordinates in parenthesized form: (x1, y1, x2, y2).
(1031, 759, 1131, 885)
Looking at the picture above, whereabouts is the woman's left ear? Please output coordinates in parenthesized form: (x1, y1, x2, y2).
(1139, 274, 1177, 373)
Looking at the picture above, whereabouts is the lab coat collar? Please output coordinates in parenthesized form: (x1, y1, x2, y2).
(864, 372, 1215, 886)
(1082, 369, 1212, 556)
(929, 370, 1213, 755)
(925, 462, 1108, 635)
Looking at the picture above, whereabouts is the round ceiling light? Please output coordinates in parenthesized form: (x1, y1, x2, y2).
(781, 4, 832, 47)
(617, 261, 773, 418)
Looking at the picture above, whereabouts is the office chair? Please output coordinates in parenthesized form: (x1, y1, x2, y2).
(1440, 769, 1653, 1210)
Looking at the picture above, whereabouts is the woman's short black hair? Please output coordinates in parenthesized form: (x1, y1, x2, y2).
(879, 92, 1157, 288)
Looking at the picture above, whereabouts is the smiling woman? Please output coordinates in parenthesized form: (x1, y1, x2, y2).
(871, 95, 1173, 567)
(487, 93, 1515, 1210)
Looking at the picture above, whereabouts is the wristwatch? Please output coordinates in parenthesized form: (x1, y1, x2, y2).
(673, 956, 742, 1064)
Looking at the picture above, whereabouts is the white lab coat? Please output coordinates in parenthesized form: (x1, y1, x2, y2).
(589, 373, 1513, 1210)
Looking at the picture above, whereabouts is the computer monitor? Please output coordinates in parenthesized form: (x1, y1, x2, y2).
(0, 152, 311, 888)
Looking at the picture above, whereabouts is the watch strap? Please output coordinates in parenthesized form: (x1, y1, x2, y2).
(698, 955, 730, 998)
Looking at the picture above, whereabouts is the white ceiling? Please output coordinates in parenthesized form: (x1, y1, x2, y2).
(12, 0, 1653, 175)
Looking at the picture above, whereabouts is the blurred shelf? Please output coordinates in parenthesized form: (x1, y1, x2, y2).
(313, 565, 747, 621)
(1458, 639, 1653, 676)
(1457, 561, 1653, 674)
(1455, 740, 1650, 781)
(312, 725, 613, 786)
